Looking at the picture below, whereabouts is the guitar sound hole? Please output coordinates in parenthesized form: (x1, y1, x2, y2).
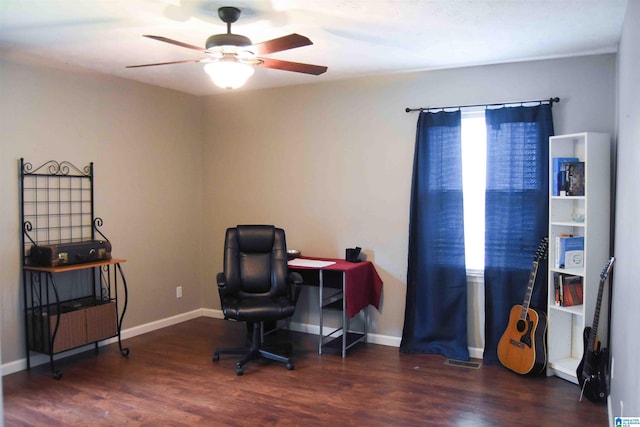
(516, 319, 526, 332)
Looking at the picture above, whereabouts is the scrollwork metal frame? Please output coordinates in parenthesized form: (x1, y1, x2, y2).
(20, 158, 107, 262)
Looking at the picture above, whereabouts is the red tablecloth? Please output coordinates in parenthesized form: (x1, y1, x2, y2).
(289, 257, 383, 318)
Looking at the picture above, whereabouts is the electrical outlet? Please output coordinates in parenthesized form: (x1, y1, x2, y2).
(176, 286, 182, 299)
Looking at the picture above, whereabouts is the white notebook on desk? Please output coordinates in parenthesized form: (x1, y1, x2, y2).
(287, 259, 336, 268)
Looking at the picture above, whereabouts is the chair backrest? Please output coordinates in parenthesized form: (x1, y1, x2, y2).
(223, 225, 289, 299)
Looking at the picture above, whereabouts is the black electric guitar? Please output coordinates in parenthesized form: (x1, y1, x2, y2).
(497, 237, 549, 376)
(577, 256, 615, 403)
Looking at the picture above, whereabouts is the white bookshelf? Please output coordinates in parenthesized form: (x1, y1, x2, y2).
(546, 132, 610, 384)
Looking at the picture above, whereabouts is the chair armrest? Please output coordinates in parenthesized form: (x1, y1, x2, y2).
(216, 272, 228, 294)
(288, 271, 303, 303)
(288, 271, 303, 285)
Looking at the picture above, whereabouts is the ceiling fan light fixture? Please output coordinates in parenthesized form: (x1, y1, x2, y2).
(204, 61, 254, 89)
(206, 33, 252, 50)
(128, 5, 327, 83)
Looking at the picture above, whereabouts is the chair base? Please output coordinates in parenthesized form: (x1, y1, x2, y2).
(213, 322, 294, 376)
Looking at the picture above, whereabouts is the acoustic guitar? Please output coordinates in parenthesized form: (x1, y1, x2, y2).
(577, 256, 615, 403)
(497, 237, 548, 376)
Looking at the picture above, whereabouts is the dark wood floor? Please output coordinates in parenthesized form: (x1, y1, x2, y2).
(3, 317, 608, 426)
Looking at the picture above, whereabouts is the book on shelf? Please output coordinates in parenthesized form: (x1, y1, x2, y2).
(552, 157, 579, 196)
(561, 275, 583, 306)
(553, 272, 562, 306)
(553, 273, 584, 307)
(553, 233, 571, 268)
(555, 235, 584, 269)
(565, 161, 585, 196)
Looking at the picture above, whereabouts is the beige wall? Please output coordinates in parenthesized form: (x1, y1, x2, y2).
(1, 52, 616, 367)
(201, 54, 617, 341)
(0, 56, 204, 364)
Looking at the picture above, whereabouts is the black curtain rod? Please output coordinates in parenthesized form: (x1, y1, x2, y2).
(405, 97, 560, 113)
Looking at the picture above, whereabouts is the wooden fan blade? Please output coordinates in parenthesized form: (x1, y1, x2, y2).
(258, 57, 327, 75)
(252, 33, 313, 55)
(126, 59, 203, 68)
(143, 35, 206, 52)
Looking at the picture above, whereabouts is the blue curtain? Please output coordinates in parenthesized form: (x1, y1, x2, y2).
(400, 110, 469, 361)
(483, 104, 554, 364)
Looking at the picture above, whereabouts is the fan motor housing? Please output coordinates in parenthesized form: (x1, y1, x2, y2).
(206, 33, 252, 50)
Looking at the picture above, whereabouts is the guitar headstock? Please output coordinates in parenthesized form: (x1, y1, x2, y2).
(534, 237, 549, 262)
(600, 256, 615, 281)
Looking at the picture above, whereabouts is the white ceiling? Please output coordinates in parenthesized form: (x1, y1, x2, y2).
(0, 0, 628, 96)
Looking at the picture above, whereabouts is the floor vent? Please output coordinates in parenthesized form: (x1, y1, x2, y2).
(445, 359, 482, 369)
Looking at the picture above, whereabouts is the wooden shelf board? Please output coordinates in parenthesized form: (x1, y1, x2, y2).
(24, 258, 126, 273)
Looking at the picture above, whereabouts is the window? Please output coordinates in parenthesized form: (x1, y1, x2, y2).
(461, 110, 487, 271)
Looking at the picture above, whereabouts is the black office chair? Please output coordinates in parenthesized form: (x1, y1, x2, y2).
(212, 225, 303, 375)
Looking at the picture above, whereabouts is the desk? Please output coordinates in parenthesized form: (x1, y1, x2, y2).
(288, 257, 383, 357)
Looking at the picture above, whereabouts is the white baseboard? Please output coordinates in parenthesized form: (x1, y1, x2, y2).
(285, 320, 484, 360)
(468, 347, 484, 360)
(1, 309, 209, 377)
(3, 308, 484, 375)
(285, 320, 403, 347)
(119, 309, 210, 340)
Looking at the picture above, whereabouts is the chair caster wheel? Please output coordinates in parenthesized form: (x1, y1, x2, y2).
(235, 366, 244, 376)
(212, 353, 220, 362)
(286, 362, 294, 371)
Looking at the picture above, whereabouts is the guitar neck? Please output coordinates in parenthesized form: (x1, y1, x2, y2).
(519, 260, 539, 318)
(587, 257, 615, 351)
(518, 237, 548, 321)
(587, 276, 606, 350)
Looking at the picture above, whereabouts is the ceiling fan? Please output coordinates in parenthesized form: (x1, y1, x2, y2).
(127, 6, 327, 89)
